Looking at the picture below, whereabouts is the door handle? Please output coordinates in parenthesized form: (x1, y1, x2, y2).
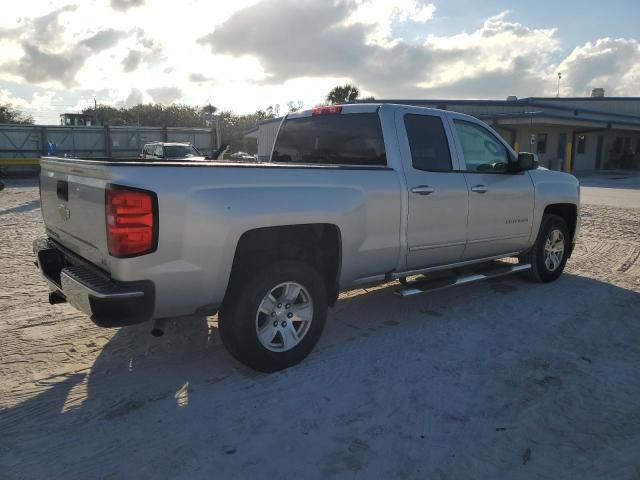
(471, 185, 488, 194)
(411, 185, 435, 195)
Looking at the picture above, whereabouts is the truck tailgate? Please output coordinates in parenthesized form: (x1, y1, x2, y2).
(39, 158, 112, 271)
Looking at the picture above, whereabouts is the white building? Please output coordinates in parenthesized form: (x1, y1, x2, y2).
(243, 117, 282, 161)
(244, 94, 640, 171)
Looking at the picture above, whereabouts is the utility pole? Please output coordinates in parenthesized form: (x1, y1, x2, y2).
(94, 97, 98, 125)
(556, 72, 562, 98)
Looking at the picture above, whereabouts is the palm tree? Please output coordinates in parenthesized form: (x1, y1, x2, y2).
(325, 84, 360, 104)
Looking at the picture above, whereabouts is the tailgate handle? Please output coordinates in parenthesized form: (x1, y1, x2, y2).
(56, 180, 68, 201)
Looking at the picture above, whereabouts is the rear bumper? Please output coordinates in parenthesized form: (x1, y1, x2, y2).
(33, 237, 155, 327)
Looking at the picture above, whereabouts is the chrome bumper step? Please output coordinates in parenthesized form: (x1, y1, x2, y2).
(394, 263, 531, 297)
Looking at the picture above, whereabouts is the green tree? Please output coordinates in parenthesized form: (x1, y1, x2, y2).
(325, 84, 360, 104)
(81, 105, 123, 125)
(82, 103, 208, 127)
(78, 102, 282, 154)
(219, 108, 276, 153)
(0, 103, 34, 124)
(287, 100, 304, 113)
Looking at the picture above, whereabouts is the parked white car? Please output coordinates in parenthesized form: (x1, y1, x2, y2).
(140, 142, 206, 160)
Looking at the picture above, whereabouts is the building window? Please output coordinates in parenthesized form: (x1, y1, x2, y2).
(613, 137, 623, 154)
(536, 133, 547, 154)
(577, 135, 586, 154)
(623, 136, 631, 154)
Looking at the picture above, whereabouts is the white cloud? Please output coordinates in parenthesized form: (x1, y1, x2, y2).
(347, 0, 436, 44)
(556, 38, 640, 96)
(123, 88, 144, 106)
(110, 0, 145, 11)
(0, 88, 65, 123)
(416, 11, 560, 96)
(147, 86, 182, 104)
(0, 0, 638, 123)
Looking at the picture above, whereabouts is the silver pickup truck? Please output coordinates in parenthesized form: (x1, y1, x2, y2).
(34, 103, 579, 372)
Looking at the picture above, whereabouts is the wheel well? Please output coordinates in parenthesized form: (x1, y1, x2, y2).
(229, 224, 342, 306)
(544, 203, 578, 242)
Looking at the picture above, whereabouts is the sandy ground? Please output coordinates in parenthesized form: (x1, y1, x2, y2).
(1, 176, 639, 479)
(579, 171, 640, 208)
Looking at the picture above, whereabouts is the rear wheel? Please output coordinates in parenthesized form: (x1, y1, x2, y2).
(219, 260, 327, 372)
(520, 214, 570, 283)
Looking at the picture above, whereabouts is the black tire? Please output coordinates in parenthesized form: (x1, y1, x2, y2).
(520, 214, 570, 283)
(218, 260, 328, 372)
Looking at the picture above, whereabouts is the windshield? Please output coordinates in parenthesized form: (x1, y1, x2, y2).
(164, 145, 201, 158)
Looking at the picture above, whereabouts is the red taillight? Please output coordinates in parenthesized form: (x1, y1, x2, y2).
(106, 185, 157, 257)
(312, 105, 343, 116)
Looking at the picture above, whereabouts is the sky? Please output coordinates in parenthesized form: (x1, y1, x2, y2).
(0, 0, 638, 124)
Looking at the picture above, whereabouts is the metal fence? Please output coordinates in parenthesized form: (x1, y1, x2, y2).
(0, 122, 220, 176)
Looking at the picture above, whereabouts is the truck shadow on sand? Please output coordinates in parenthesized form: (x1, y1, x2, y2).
(0, 199, 40, 216)
(2, 273, 640, 478)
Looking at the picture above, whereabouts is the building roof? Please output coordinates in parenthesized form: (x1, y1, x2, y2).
(243, 116, 282, 136)
(374, 97, 640, 128)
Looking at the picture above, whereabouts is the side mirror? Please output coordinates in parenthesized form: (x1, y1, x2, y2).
(511, 152, 538, 172)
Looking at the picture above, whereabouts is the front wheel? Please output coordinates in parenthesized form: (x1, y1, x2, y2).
(520, 214, 570, 283)
(219, 260, 328, 372)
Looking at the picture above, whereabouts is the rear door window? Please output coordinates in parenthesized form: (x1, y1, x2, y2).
(272, 113, 386, 166)
(404, 114, 452, 172)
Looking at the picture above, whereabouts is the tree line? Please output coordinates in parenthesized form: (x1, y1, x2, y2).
(0, 104, 34, 124)
(0, 84, 370, 152)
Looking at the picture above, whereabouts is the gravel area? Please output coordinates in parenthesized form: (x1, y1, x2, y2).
(1, 177, 639, 479)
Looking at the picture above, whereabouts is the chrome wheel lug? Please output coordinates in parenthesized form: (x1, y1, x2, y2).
(285, 304, 290, 309)
(287, 312, 293, 319)
(281, 321, 287, 327)
(273, 320, 278, 327)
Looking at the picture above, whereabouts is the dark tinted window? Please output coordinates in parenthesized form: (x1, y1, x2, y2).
(272, 113, 386, 166)
(404, 114, 452, 171)
(164, 145, 201, 158)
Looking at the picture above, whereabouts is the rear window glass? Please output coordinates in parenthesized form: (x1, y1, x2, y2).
(271, 113, 386, 166)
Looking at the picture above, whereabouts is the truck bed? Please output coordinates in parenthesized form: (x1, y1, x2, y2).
(38, 155, 401, 319)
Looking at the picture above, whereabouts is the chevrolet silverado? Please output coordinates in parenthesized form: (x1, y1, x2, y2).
(34, 103, 580, 372)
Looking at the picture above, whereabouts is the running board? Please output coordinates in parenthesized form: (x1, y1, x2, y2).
(394, 263, 531, 297)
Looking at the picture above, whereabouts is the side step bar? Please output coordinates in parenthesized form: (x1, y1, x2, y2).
(394, 263, 531, 297)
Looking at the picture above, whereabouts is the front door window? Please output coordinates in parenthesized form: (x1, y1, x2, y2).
(453, 120, 509, 173)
